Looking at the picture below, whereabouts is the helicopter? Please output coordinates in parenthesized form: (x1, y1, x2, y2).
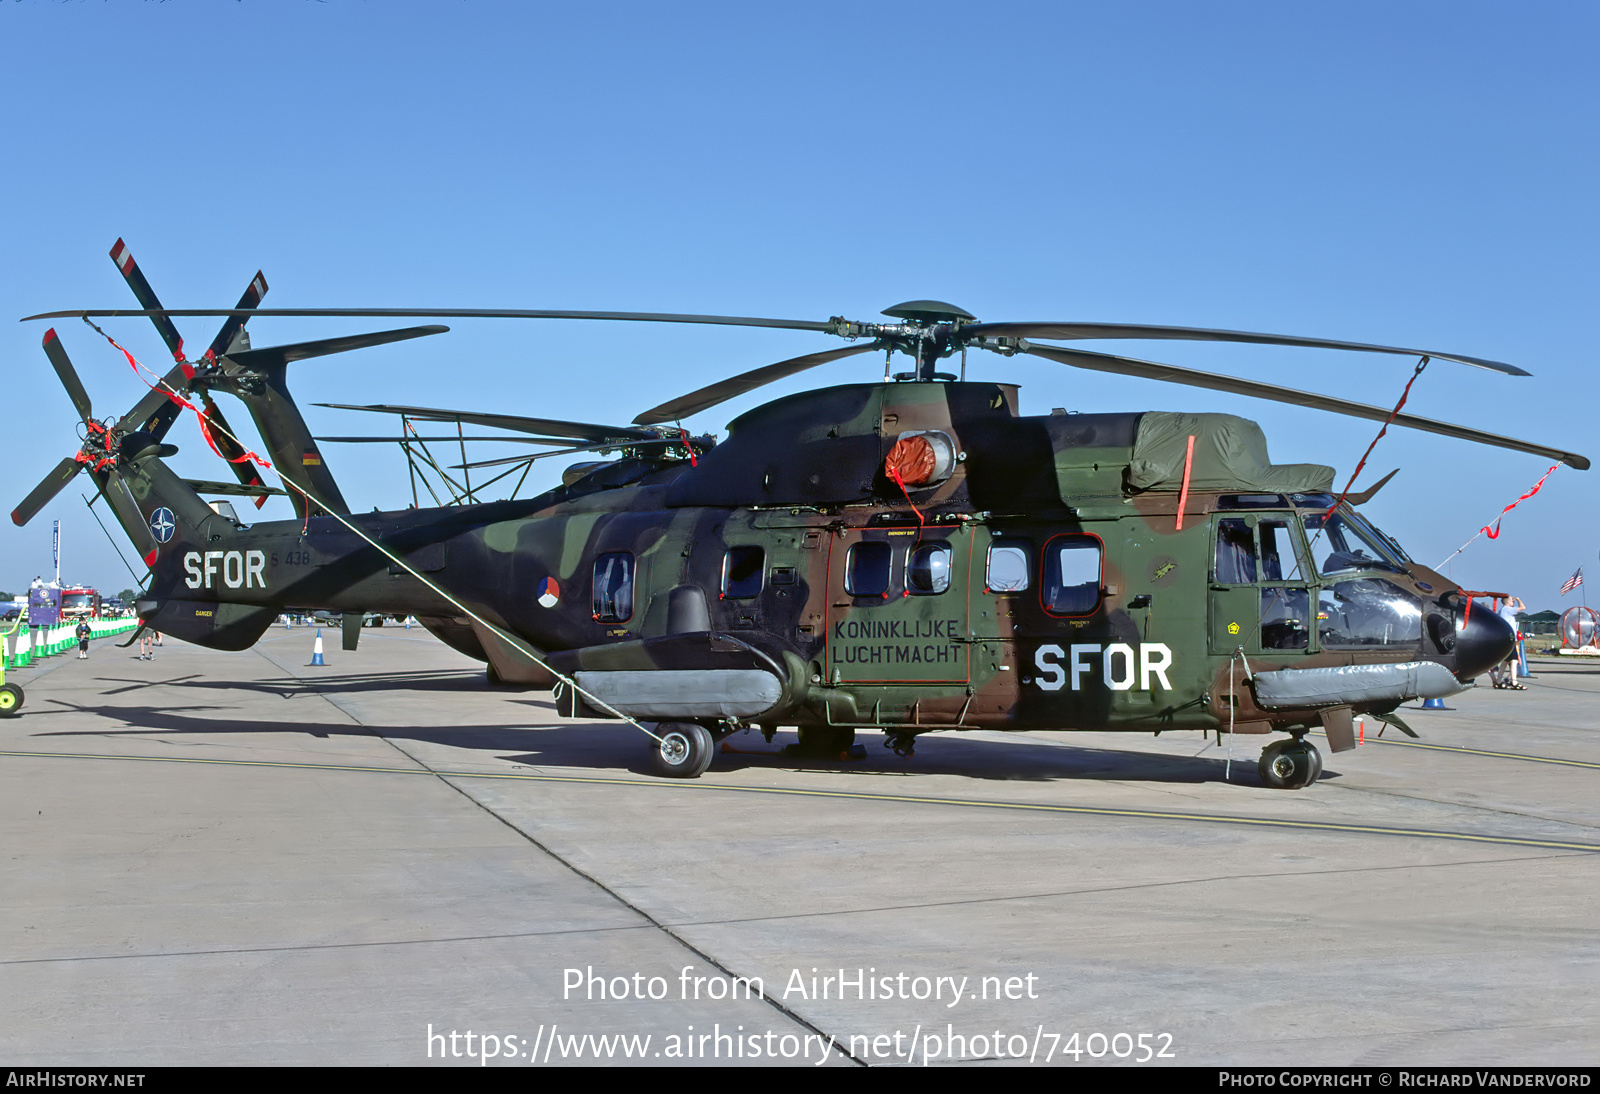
(12, 241, 1590, 789)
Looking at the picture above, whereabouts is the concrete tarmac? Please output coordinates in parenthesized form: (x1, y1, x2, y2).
(2, 629, 1596, 1067)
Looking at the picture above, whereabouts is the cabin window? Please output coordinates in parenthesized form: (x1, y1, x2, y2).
(1042, 534, 1102, 615)
(908, 542, 952, 595)
(986, 543, 1030, 593)
(722, 546, 765, 599)
(1214, 519, 1257, 584)
(592, 552, 634, 623)
(844, 541, 892, 597)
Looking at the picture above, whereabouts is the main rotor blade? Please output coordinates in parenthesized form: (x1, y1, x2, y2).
(1023, 343, 1588, 470)
(315, 403, 659, 444)
(41, 328, 93, 424)
(109, 238, 186, 361)
(634, 340, 886, 425)
(968, 322, 1530, 377)
(223, 325, 449, 370)
(11, 457, 82, 527)
(203, 271, 269, 363)
(25, 307, 840, 334)
(315, 435, 573, 446)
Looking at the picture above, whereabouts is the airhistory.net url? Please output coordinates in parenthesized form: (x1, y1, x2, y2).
(425, 1023, 1175, 1064)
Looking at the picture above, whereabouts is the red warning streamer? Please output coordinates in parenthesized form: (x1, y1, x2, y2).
(1480, 464, 1558, 540)
(73, 420, 117, 471)
(1175, 434, 1196, 531)
(1435, 461, 1562, 570)
(87, 321, 272, 473)
(885, 461, 926, 528)
(1326, 356, 1428, 518)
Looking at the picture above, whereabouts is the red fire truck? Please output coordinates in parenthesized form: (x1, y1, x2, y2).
(58, 586, 101, 623)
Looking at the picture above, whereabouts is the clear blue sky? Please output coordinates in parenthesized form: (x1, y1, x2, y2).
(3, 1, 1595, 610)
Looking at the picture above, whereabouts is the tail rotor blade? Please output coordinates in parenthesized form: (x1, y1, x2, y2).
(203, 271, 269, 363)
(114, 362, 193, 439)
(41, 328, 94, 424)
(109, 238, 187, 362)
(222, 325, 449, 369)
(11, 458, 82, 527)
(197, 393, 271, 507)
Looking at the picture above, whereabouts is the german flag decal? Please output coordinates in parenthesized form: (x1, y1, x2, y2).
(301, 450, 323, 466)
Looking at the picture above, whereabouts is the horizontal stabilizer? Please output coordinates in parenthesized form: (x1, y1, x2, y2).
(182, 479, 288, 497)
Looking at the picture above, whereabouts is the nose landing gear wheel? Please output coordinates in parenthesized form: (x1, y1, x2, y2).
(1258, 738, 1321, 789)
(648, 721, 715, 778)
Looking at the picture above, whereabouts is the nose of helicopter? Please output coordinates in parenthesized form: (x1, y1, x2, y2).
(1450, 604, 1517, 680)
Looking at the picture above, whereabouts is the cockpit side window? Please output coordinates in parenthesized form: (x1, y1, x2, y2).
(1258, 519, 1297, 582)
(1215, 519, 1257, 584)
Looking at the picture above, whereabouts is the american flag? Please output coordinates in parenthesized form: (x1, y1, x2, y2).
(1561, 567, 1583, 595)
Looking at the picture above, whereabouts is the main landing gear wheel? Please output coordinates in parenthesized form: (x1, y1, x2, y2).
(649, 721, 715, 778)
(1258, 738, 1321, 789)
(0, 684, 23, 717)
(788, 725, 860, 759)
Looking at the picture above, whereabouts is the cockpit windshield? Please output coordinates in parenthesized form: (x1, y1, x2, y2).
(1353, 511, 1412, 565)
(1301, 507, 1409, 576)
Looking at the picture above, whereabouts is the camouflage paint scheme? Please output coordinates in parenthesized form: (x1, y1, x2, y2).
(101, 377, 1514, 758)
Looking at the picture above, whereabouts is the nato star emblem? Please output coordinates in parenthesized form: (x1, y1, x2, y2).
(149, 507, 177, 544)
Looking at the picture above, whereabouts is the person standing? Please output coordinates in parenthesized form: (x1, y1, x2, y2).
(1490, 596, 1526, 689)
(76, 620, 91, 660)
(139, 630, 154, 662)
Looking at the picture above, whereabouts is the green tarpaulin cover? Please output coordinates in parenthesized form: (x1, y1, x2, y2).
(1127, 412, 1334, 493)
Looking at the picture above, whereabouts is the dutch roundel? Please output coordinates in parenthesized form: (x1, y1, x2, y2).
(537, 577, 560, 609)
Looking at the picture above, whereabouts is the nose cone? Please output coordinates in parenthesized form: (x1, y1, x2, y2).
(1453, 607, 1516, 680)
